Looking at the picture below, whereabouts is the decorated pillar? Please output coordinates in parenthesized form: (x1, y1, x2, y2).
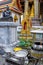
(32, 0, 40, 25)
(34, 0, 40, 18)
(25, 0, 29, 12)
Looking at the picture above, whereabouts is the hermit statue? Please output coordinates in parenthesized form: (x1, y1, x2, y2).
(2, 5, 13, 21)
(3, 5, 11, 17)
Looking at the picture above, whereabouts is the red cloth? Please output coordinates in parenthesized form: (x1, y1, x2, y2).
(23, 22, 27, 30)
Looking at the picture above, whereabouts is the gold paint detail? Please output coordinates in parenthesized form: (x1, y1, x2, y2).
(14, 15, 18, 22)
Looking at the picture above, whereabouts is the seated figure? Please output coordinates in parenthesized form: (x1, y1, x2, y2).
(3, 5, 11, 17)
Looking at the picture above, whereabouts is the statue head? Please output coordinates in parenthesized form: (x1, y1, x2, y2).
(5, 5, 9, 10)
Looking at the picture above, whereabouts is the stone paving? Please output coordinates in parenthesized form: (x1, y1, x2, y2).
(0, 55, 7, 65)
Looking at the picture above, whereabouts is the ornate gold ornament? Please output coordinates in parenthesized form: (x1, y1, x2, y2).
(14, 15, 18, 22)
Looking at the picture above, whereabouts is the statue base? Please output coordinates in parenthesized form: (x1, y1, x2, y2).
(0, 16, 13, 22)
(0, 22, 18, 47)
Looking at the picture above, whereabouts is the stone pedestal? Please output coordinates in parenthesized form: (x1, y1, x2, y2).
(0, 22, 18, 46)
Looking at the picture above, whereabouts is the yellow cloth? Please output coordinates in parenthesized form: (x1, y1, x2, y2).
(13, 47, 22, 52)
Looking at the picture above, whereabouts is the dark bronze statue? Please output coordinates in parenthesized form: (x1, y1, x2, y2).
(3, 5, 11, 17)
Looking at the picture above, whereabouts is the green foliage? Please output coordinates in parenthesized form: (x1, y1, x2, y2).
(19, 38, 33, 48)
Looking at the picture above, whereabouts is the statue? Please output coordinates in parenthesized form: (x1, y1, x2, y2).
(3, 5, 11, 17)
(20, 0, 32, 40)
